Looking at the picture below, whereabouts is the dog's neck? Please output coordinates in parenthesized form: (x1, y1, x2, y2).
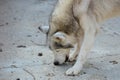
(52, 0, 74, 20)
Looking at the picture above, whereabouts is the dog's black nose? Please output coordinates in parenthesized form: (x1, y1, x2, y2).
(54, 61, 59, 65)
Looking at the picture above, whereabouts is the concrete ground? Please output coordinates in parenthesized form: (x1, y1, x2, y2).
(0, 0, 120, 80)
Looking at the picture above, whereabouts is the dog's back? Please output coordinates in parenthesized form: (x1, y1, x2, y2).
(89, 0, 120, 22)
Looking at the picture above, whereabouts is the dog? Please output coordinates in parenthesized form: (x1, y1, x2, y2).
(39, 0, 120, 76)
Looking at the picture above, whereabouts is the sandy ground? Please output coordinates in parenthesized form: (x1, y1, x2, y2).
(0, 0, 120, 80)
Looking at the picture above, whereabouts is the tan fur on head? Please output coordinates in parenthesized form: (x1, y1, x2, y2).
(51, 32, 76, 49)
(52, 32, 66, 43)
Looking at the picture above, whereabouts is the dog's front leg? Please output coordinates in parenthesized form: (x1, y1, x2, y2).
(69, 37, 83, 62)
(69, 43, 80, 61)
(66, 14, 98, 76)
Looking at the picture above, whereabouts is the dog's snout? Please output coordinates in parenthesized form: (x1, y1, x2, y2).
(54, 61, 59, 65)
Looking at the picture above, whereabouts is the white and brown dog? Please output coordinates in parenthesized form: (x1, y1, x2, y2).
(40, 0, 120, 76)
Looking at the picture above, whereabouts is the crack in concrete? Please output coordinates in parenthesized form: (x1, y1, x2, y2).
(0, 63, 45, 70)
(0, 65, 19, 69)
(0, 66, 36, 80)
(89, 53, 120, 59)
(23, 68, 36, 80)
(30, 40, 47, 46)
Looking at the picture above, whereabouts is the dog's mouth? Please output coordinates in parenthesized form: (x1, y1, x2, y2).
(65, 55, 69, 62)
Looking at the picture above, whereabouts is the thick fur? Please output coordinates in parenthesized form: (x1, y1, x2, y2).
(45, 0, 120, 76)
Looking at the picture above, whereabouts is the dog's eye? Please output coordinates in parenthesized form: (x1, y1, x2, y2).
(54, 42, 73, 49)
(54, 42, 64, 48)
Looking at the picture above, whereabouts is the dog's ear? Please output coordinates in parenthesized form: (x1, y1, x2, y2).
(38, 26, 49, 34)
(53, 32, 66, 42)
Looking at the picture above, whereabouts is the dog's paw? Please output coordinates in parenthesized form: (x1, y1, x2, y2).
(65, 66, 82, 76)
(69, 54, 76, 62)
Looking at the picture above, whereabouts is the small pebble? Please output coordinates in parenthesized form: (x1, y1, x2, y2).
(109, 61, 118, 64)
(38, 53, 43, 56)
(16, 78, 20, 80)
(46, 73, 55, 77)
(17, 45, 26, 48)
(81, 72, 87, 75)
(5, 22, 8, 25)
(0, 48, 3, 52)
(83, 72, 86, 74)
(27, 35, 32, 37)
(11, 71, 14, 73)
(12, 43, 15, 45)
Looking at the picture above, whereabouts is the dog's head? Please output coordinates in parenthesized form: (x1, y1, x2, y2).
(39, 25, 78, 65)
(49, 31, 77, 65)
